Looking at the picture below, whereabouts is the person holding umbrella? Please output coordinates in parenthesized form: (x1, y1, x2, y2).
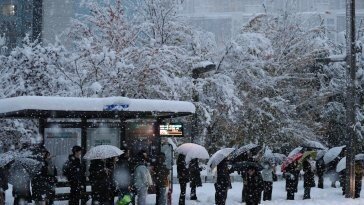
(302, 159, 315, 199)
(261, 161, 276, 201)
(316, 156, 325, 189)
(214, 158, 233, 205)
(188, 158, 202, 201)
(89, 158, 114, 204)
(177, 154, 188, 205)
(282, 152, 303, 200)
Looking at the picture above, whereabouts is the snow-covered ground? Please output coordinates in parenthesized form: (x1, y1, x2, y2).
(5, 177, 364, 205)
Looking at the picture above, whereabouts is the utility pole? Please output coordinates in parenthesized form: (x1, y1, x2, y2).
(345, 0, 356, 199)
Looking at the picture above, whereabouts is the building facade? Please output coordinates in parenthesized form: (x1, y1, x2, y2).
(180, 0, 364, 46)
(0, 0, 42, 53)
(0, 0, 77, 54)
(1, 0, 364, 53)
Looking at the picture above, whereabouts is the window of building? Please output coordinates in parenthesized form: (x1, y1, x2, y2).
(1, 4, 16, 16)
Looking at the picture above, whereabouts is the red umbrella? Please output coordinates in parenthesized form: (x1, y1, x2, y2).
(281, 152, 303, 172)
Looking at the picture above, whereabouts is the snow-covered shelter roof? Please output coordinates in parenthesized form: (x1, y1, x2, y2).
(0, 96, 195, 119)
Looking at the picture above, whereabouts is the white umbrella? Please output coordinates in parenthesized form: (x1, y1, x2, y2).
(288, 147, 303, 157)
(207, 148, 235, 170)
(84, 145, 124, 160)
(355, 154, 364, 161)
(175, 143, 209, 164)
(336, 154, 364, 172)
(324, 146, 345, 164)
(316, 149, 327, 160)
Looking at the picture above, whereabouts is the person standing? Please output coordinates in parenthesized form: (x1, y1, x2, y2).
(177, 154, 188, 205)
(114, 150, 133, 201)
(32, 150, 58, 205)
(10, 162, 32, 205)
(189, 158, 202, 201)
(316, 157, 325, 189)
(89, 159, 114, 205)
(154, 153, 169, 205)
(63, 145, 87, 205)
(284, 161, 298, 200)
(44, 151, 58, 205)
(302, 159, 315, 199)
(133, 152, 153, 205)
(0, 163, 10, 205)
(245, 165, 263, 205)
(214, 159, 232, 205)
(261, 162, 275, 201)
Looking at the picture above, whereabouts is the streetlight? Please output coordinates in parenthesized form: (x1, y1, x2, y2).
(191, 61, 216, 143)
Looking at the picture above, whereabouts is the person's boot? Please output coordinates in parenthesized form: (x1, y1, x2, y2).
(190, 195, 197, 200)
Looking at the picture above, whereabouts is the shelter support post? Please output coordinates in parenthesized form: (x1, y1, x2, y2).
(38, 118, 46, 145)
(345, 0, 356, 199)
(81, 118, 87, 151)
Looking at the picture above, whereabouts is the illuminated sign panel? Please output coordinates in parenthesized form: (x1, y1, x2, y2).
(160, 124, 183, 137)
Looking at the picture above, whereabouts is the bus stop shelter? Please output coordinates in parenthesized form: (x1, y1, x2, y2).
(0, 96, 195, 203)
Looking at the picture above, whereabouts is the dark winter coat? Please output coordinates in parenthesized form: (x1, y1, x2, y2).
(216, 159, 232, 189)
(154, 162, 169, 187)
(63, 155, 86, 183)
(316, 158, 325, 176)
(284, 163, 298, 192)
(89, 159, 114, 202)
(303, 160, 315, 188)
(189, 159, 202, 187)
(245, 170, 264, 205)
(0, 167, 9, 191)
(31, 158, 57, 201)
(177, 154, 189, 184)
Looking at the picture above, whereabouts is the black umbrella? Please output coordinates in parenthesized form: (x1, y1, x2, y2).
(229, 143, 261, 162)
(3, 150, 43, 178)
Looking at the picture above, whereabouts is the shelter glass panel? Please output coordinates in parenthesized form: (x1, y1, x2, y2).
(44, 128, 81, 176)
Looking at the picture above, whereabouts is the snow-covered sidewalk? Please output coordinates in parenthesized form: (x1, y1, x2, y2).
(5, 178, 364, 204)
